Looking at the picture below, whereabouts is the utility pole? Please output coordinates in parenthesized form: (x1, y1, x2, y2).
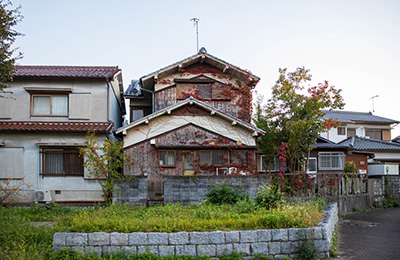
(190, 18, 199, 52)
(369, 95, 379, 113)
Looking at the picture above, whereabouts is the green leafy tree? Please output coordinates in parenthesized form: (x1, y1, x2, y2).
(254, 67, 344, 173)
(80, 133, 133, 205)
(0, 0, 22, 92)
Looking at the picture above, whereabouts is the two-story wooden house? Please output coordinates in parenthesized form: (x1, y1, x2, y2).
(117, 49, 264, 178)
(0, 65, 125, 203)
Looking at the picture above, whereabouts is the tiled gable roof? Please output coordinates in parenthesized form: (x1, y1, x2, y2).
(14, 65, 120, 79)
(339, 136, 400, 151)
(322, 110, 399, 124)
(0, 121, 113, 133)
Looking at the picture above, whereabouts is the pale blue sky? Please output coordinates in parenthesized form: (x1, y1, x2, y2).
(12, 0, 400, 135)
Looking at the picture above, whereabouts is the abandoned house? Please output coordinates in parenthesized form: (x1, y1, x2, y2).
(0, 65, 125, 203)
(117, 49, 265, 178)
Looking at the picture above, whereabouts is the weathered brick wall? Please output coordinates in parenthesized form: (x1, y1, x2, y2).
(113, 176, 147, 206)
(53, 204, 338, 259)
(163, 175, 270, 204)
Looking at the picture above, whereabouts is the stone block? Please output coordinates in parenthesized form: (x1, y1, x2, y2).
(88, 232, 110, 246)
(280, 241, 297, 254)
(67, 233, 88, 246)
(288, 228, 300, 241)
(129, 232, 148, 246)
(70, 246, 85, 254)
(314, 240, 329, 252)
(271, 229, 288, 242)
(239, 230, 257, 243)
(269, 242, 281, 255)
(225, 231, 239, 243)
(257, 230, 271, 242)
(110, 233, 129, 246)
(176, 245, 197, 256)
(148, 232, 168, 245)
(190, 232, 209, 244)
(103, 246, 121, 256)
(169, 232, 189, 245)
(85, 246, 102, 257)
(250, 242, 269, 255)
(216, 244, 233, 256)
(274, 254, 290, 259)
(312, 227, 323, 240)
(137, 245, 158, 255)
(53, 233, 67, 247)
(233, 243, 250, 256)
(121, 246, 137, 256)
(159, 246, 176, 257)
(197, 244, 216, 257)
(209, 231, 225, 244)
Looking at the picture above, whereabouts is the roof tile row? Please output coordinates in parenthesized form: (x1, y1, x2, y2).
(0, 121, 113, 133)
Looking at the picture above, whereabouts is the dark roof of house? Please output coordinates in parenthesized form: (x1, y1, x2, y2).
(14, 65, 121, 79)
(322, 110, 399, 124)
(124, 80, 142, 96)
(339, 136, 400, 151)
(140, 49, 260, 86)
(0, 121, 114, 133)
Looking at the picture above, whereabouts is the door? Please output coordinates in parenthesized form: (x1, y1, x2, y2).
(183, 151, 195, 176)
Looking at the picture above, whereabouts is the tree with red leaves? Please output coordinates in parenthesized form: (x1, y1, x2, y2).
(255, 67, 344, 173)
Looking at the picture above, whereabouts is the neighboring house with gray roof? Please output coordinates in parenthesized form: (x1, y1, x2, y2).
(321, 110, 399, 143)
(0, 65, 126, 204)
(339, 136, 400, 175)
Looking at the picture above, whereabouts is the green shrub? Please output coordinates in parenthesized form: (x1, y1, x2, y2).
(295, 231, 319, 260)
(206, 184, 248, 205)
(255, 185, 285, 210)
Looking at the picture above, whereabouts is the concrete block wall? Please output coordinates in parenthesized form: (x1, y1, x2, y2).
(113, 176, 148, 206)
(163, 175, 270, 204)
(53, 203, 338, 259)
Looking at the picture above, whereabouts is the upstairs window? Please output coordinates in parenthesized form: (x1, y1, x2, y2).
(306, 157, 317, 173)
(132, 109, 144, 122)
(32, 94, 68, 116)
(365, 129, 382, 140)
(337, 127, 346, 135)
(41, 148, 83, 177)
(347, 128, 356, 137)
(318, 152, 344, 170)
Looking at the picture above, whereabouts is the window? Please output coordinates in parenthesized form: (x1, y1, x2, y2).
(318, 152, 344, 170)
(258, 155, 279, 172)
(32, 94, 68, 116)
(337, 127, 346, 135)
(231, 151, 247, 165)
(159, 151, 175, 167)
(306, 157, 317, 173)
(200, 151, 223, 166)
(347, 128, 356, 137)
(41, 148, 83, 176)
(132, 109, 144, 122)
(365, 129, 382, 140)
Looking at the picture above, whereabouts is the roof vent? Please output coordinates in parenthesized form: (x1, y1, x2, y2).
(198, 47, 207, 54)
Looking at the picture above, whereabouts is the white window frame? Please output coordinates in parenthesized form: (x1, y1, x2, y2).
(318, 152, 344, 170)
(306, 157, 317, 173)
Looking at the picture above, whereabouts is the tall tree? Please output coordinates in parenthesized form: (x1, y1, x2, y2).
(254, 67, 344, 173)
(0, 0, 22, 92)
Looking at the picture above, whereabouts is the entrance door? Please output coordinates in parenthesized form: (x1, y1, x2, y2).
(183, 151, 195, 176)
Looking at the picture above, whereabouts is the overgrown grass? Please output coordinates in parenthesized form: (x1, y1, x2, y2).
(58, 200, 325, 233)
(0, 200, 325, 259)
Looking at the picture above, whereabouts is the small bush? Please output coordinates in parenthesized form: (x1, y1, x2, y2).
(255, 185, 284, 210)
(295, 231, 319, 260)
(206, 184, 248, 205)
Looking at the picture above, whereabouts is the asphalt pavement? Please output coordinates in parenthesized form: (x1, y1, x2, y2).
(337, 207, 400, 260)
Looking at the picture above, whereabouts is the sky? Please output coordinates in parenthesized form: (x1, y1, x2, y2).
(11, 0, 400, 136)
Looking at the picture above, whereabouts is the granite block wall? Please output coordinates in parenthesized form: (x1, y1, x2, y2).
(54, 203, 338, 259)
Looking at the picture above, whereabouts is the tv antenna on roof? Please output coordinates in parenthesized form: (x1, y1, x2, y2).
(190, 18, 199, 52)
(369, 95, 379, 113)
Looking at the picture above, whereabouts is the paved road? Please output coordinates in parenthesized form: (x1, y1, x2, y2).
(337, 207, 400, 260)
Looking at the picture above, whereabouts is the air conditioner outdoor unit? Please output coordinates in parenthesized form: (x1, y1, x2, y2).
(34, 190, 52, 202)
